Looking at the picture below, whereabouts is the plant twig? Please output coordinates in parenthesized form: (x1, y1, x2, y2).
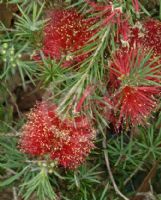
(103, 137, 129, 200)
(123, 153, 150, 186)
(13, 187, 18, 200)
(137, 161, 158, 193)
(0, 132, 20, 137)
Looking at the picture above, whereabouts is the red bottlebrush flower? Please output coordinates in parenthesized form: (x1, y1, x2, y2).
(130, 19, 161, 59)
(109, 47, 138, 90)
(113, 86, 159, 127)
(20, 102, 95, 169)
(20, 103, 55, 156)
(42, 9, 95, 66)
(107, 46, 161, 128)
(50, 116, 95, 169)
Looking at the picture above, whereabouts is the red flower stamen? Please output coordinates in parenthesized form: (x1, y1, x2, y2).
(114, 86, 159, 127)
(130, 19, 161, 59)
(107, 46, 161, 128)
(42, 9, 95, 67)
(20, 102, 95, 169)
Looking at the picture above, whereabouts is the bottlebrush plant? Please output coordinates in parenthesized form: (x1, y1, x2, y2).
(0, 0, 161, 200)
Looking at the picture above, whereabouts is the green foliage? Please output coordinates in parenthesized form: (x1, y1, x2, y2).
(137, 124, 161, 160)
(106, 120, 161, 190)
(0, 136, 26, 171)
(0, 104, 14, 132)
(20, 168, 57, 200)
(0, 122, 161, 199)
(66, 164, 102, 190)
(14, 2, 47, 45)
(0, 136, 57, 199)
(108, 134, 143, 173)
(0, 41, 37, 88)
(0, 0, 161, 200)
(39, 58, 68, 86)
(0, 136, 28, 191)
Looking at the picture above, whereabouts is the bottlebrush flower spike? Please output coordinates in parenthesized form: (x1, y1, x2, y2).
(42, 9, 95, 66)
(113, 86, 159, 127)
(107, 47, 161, 128)
(50, 116, 95, 169)
(20, 102, 95, 169)
(130, 19, 161, 59)
(20, 103, 55, 156)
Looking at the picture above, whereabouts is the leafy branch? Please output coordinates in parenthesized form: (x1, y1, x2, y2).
(57, 25, 111, 116)
(20, 168, 57, 200)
